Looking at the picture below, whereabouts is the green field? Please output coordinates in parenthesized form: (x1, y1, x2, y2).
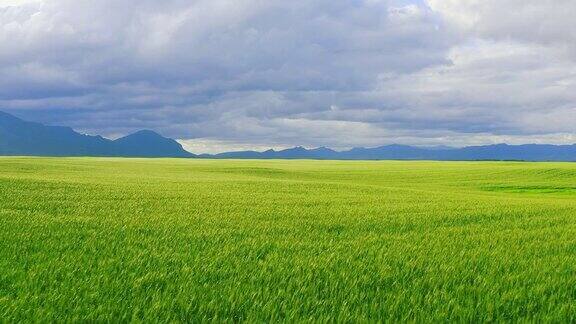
(1, 157, 576, 322)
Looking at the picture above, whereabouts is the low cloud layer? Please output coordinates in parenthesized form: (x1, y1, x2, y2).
(1, 0, 575, 152)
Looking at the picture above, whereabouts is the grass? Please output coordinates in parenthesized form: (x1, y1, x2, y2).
(1, 157, 576, 322)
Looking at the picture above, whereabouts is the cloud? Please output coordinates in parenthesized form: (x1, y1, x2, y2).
(375, 40, 576, 133)
(179, 138, 291, 155)
(0, 0, 575, 153)
(427, 0, 576, 57)
(0, 0, 40, 8)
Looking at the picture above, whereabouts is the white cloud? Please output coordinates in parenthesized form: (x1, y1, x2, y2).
(427, 0, 576, 57)
(0, 0, 39, 7)
(178, 139, 290, 154)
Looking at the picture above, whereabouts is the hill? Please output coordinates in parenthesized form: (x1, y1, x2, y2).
(0, 111, 193, 157)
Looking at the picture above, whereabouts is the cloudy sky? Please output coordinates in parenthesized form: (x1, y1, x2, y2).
(1, 0, 575, 153)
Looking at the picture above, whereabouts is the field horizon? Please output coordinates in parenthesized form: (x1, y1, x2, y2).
(1, 157, 576, 321)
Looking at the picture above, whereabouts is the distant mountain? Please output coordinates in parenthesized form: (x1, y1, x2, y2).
(202, 143, 576, 161)
(339, 144, 428, 160)
(112, 130, 192, 158)
(2, 110, 576, 160)
(201, 146, 339, 159)
(0, 111, 193, 157)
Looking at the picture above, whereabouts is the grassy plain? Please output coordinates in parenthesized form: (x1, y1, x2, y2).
(1, 157, 576, 322)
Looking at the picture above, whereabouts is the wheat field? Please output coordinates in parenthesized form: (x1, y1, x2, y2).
(1, 157, 575, 321)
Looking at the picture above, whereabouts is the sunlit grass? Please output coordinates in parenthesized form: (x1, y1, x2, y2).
(1, 157, 576, 321)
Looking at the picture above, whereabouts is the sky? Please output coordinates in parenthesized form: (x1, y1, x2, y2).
(0, 0, 575, 153)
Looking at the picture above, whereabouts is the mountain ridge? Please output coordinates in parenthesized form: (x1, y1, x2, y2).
(0, 111, 193, 157)
(203, 143, 576, 161)
(1, 110, 576, 161)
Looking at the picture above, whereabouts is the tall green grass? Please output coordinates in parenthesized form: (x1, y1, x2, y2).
(1, 157, 575, 321)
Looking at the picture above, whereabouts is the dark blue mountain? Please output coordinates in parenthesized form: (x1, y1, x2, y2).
(438, 144, 576, 161)
(203, 143, 576, 161)
(209, 146, 339, 159)
(0, 111, 193, 157)
(2, 110, 576, 160)
(112, 130, 192, 157)
(0, 111, 111, 156)
(338, 144, 430, 160)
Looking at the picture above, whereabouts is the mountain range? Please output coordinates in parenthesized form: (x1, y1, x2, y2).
(205, 144, 576, 161)
(1, 110, 576, 161)
(0, 111, 192, 157)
